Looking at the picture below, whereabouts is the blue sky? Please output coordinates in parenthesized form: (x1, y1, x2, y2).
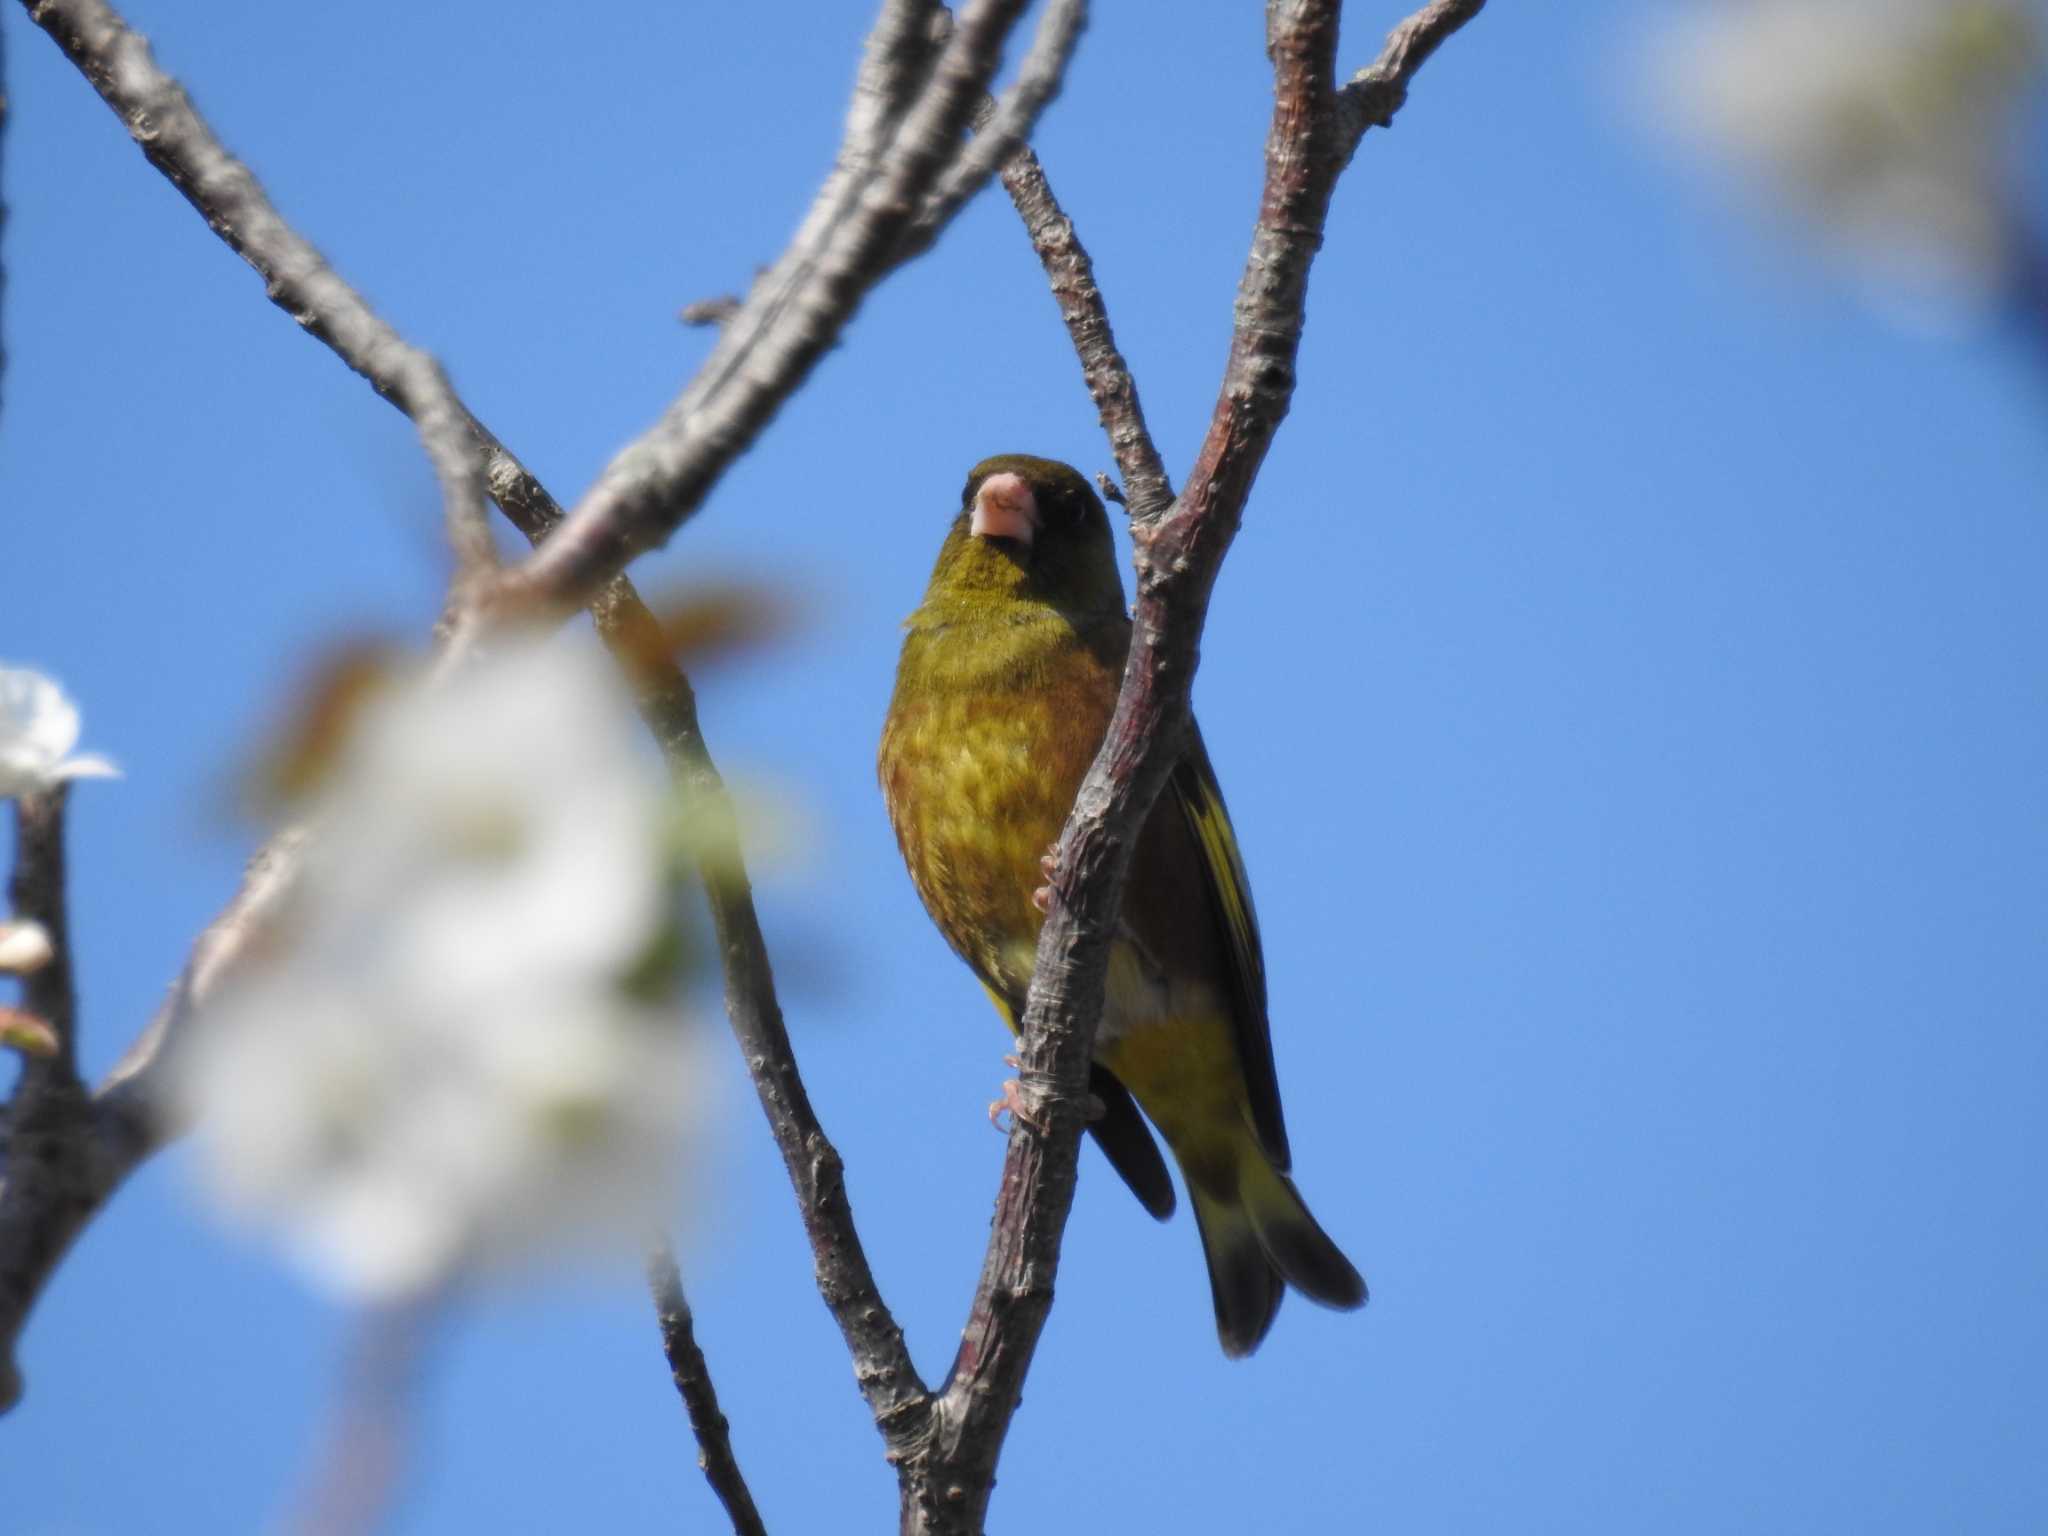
(5, 1, 2047, 1531)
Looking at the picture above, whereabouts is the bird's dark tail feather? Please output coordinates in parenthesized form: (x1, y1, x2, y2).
(1190, 1147, 1366, 1358)
(1088, 1065, 1176, 1220)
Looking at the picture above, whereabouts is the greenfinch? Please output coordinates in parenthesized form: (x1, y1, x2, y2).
(878, 454, 1365, 1356)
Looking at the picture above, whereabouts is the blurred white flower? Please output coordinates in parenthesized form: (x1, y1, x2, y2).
(174, 636, 705, 1301)
(1645, 0, 2042, 319)
(0, 920, 54, 975)
(0, 666, 120, 798)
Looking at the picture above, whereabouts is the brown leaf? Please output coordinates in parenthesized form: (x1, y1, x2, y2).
(242, 640, 403, 811)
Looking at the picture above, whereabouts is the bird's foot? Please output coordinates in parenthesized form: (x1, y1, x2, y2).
(986, 1055, 1104, 1129)
(1032, 846, 1058, 914)
(987, 1076, 1049, 1134)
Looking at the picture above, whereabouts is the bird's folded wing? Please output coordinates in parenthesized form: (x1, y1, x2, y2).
(1171, 738, 1291, 1170)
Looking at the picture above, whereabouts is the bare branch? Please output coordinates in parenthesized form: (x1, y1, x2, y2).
(495, 0, 1074, 617)
(903, 2, 1485, 1524)
(488, 495, 932, 1453)
(841, 0, 950, 183)
(1338, 0, 1486, 153)
(0, 813, 308, 1413)
(590, 582, 932, 1453)
(478, 474, 930, 1456)
(19, 0, 491, 586)
(289, 1295, 437, 1536)
(995, 143, 1174, 521)
(7, 793, 77, 1089)
(679, 295, 744, 328)
(900, 0, 1086, 258)
(646, 1243, 769, 1536)
(0, 788, 101, 1412)
(96, 825, 310, 1148)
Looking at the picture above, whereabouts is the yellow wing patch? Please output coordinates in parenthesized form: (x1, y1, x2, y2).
(1171, 747, 1289, 1169)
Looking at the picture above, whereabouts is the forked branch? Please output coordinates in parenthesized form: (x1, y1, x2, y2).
(493, 0, 1086, 616)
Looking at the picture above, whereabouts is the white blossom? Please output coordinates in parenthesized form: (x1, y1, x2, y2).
(1644, 0, 2041, 320)
(0, 920, 55, 975)
(0, 666, 120, 798)
(174, 636, 705, 1301)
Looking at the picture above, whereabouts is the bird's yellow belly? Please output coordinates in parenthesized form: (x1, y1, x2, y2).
(882, 682, 1090, 1000)
(1098, 941, 1244, 1158)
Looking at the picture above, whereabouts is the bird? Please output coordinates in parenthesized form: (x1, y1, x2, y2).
(877, 452, 1366, 1357)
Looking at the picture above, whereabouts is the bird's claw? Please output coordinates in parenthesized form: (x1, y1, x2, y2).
(988, 1055, 1101, 1130)
(988, 1076, 1049, 1135)
(1033, 846, 1058, 915)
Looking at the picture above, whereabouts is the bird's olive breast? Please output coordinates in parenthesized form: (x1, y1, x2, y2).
(879, 609, 1123, 999)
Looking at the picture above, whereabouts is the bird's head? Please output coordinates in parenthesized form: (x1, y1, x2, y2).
(921, 454, 1124, 618)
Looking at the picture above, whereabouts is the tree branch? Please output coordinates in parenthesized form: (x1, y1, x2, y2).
(900, 0, 1087, 259)
(902, 3, 1484, 1526)
(7, 794, 76, 1090)
(1337, 0, 1486, 154)
(290, 1294, 438, 1536)
(450, 479, 938, 1454)
(96, 826, 309, 1148)
(995, 143, 1174, 522)
(537, 550, 932, 1460)
(493, 0, 1078, 617)
(10, 0, 924, 1447)
(0, 789, 102, 1411)
(0, 816, 305, 1413)
(646, 1243, 769, 1536)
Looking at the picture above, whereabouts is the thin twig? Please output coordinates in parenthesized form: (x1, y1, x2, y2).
(289, 1294, 438, 1536)
(494, 500, 930, 1453)
(995, 143, 1174, 521)
(899, 0, 1087, 259)
(495, 0, 1070, 617)
(1338, 0, 1487, 154)
(679, 295, 743, 328)
(97, 826, 310, 1147)
(646, 1243, 769, 1536)
(589, 579, 932, 1454)
(904, 3, 1484, 1527)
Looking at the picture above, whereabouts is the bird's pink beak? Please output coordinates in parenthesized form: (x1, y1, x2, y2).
(970, 472, 1038, 546)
